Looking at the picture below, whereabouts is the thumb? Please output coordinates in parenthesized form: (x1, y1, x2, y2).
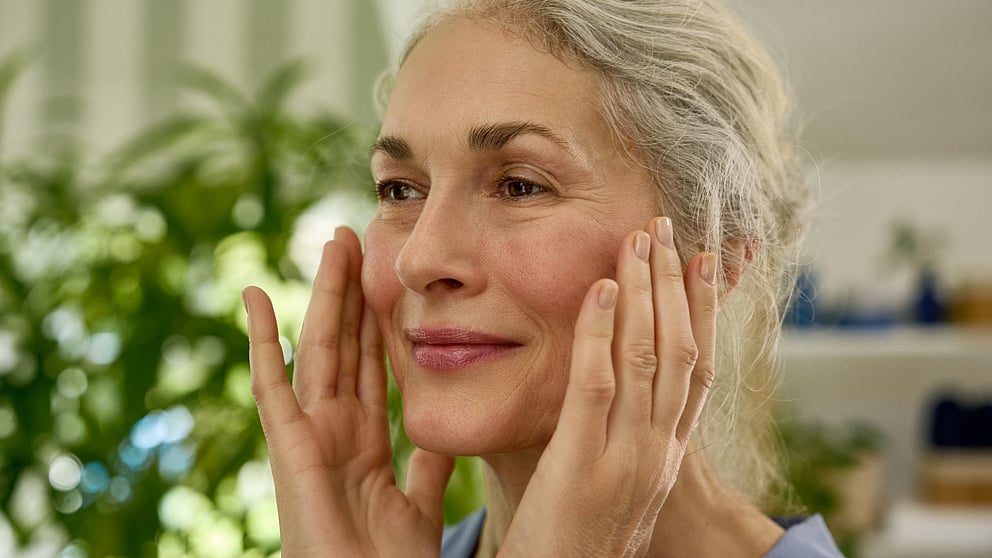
(405, 448, 456, 529)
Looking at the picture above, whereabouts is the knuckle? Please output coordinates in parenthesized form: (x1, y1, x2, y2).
(692, 359, 716, 390)
(316, 336, 342, 353)
(673, 337, 699, 369)
(623, 341, 659, 377)
(698, 293, 719, 315)
(250, 374, 279, 401)
(675, 423, 697, 447)
(582, 320, 614, 341)
(579, 369, 616, 401)
(249, 379, 270, 404)
(660, 262, 686, 284)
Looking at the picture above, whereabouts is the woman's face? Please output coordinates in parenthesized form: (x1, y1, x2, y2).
(363, 19, 660, 456)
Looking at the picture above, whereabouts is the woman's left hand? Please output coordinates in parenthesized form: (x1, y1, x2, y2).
(499, 216, 719, 557)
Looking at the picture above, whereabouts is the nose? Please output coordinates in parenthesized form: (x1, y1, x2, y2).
(394, 187, 486, 296)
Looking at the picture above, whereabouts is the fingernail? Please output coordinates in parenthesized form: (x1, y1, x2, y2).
(700, 253, 718, 285)
(634, 232, 650, 262)
(654, 217, 674, 249)
(598, 281, 618, 310)
(241, 289, 250, 314)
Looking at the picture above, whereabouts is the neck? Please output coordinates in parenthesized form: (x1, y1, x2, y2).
(475, 447, 543, 558)
(646, 451, 784, 558)
(472, 447, 783, 558)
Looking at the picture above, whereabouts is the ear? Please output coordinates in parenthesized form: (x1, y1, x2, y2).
(722, 237, 756, 292)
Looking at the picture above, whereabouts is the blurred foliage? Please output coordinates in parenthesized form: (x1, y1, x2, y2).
(883, 217, 948, 274)
(772, 415, 885, 558)
(0, 56, 482, 557)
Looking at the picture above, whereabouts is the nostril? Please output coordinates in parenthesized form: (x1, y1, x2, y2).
(434, 278, 464, 290)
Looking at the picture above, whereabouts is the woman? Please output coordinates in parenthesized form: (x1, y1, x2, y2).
(243, 0, 842, 556)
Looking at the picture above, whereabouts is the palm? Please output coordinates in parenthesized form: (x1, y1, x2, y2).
(244, 228, 453, 558)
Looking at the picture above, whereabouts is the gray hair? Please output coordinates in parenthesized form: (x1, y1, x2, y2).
(379, 0, 811, 506)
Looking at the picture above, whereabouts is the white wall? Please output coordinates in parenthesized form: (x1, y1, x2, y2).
(805, 158, 992, 311)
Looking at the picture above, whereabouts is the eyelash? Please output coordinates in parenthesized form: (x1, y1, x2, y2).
(374, 180, 420, 202)
(495, 175, 547, 199)
(373, 175, 547, 203)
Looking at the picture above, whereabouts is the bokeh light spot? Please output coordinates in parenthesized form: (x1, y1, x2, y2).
(159, 486, 211, 532)
(86, 332, 121, 366)
(54, 413, 88, 446)
(279, 335, 293, 365)
(79, 462, 109, 495)
(49, 454, 83, 491)
(108, 477, 132, 504)
(95, 194, 137, 227)
(195, 335, 226, 366)
(57, 367, 89, 398)
(233, 194, 265, 229)
(246, 497, 280, 548)
(56, 541, 89, 558)
(159, 443, 195, 480)
(189, 513, 243, 558)
(0, 405, 17, 438)
(54, 491, 83, 515)
(0, 331, 17, 373)
(223, 364, 253, 408)
(118, 441, 151, 472)
(134, 207, 167, 242)
(236, 461, 274, 508)
(161, 406, 194, 444)
(109, 233, 142, 262)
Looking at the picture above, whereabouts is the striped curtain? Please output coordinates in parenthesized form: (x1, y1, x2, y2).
(0, 0, 414, 158)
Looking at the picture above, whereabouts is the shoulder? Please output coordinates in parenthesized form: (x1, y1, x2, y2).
(440, 509, 844, 558)
(765, 515, 846, 557)
(441, 508, 486, 558)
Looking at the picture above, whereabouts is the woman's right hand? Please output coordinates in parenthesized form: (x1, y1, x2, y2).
(243, 226, 454, 558)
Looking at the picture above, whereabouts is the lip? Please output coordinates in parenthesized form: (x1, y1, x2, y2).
(405, 327, 522, 371)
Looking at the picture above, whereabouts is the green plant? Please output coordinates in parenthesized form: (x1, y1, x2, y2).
(772, 415, 884, 557)
(0, 55, 482, 557)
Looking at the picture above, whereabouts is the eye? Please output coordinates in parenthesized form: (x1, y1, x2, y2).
(498, 176, 546, 198)
(375, 180, 423, 202)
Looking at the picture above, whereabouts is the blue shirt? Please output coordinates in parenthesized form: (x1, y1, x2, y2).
(441, 509, 845, 557)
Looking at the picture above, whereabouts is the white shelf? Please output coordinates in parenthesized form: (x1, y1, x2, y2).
(777, 325, 992, 507)
(863, 500, 992, 558)
(781, 325, 992, 359)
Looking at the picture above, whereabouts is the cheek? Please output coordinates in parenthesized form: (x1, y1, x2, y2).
(501, 219, 624, 343)
(361, 223, 401, 337)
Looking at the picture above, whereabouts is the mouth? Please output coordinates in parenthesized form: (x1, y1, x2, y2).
(405, 327, 523, 371)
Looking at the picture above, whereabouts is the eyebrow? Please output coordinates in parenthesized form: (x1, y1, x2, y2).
(468, 121, 569, 152)
(368, 135, 412, 160)
(369, 120, 572, 160)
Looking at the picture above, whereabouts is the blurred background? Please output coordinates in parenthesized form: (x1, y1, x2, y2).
(0, 1, 989, 557)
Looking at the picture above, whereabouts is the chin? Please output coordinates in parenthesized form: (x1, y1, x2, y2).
(401, 393, 557, 457)
(402, 404, 503, 456)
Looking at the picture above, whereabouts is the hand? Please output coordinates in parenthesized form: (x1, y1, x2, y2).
(499, 217, 718, 557)
(244, 227, 455, 558)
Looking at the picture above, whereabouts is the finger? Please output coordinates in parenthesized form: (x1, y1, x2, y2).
(245, 286, 304, 431)
(647, 217, 698, 429)
(675, 253, 718, 443)
(608, 230, 657, 438)
(334, 226, 365, 396)
(356, 303, 388, 412)
(405, 448, 456, 531)
(294, 239, 350, 407)
(554, 279, 618, 460)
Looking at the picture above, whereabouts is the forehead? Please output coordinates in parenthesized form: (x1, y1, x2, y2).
(381, 18, 612, 152)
